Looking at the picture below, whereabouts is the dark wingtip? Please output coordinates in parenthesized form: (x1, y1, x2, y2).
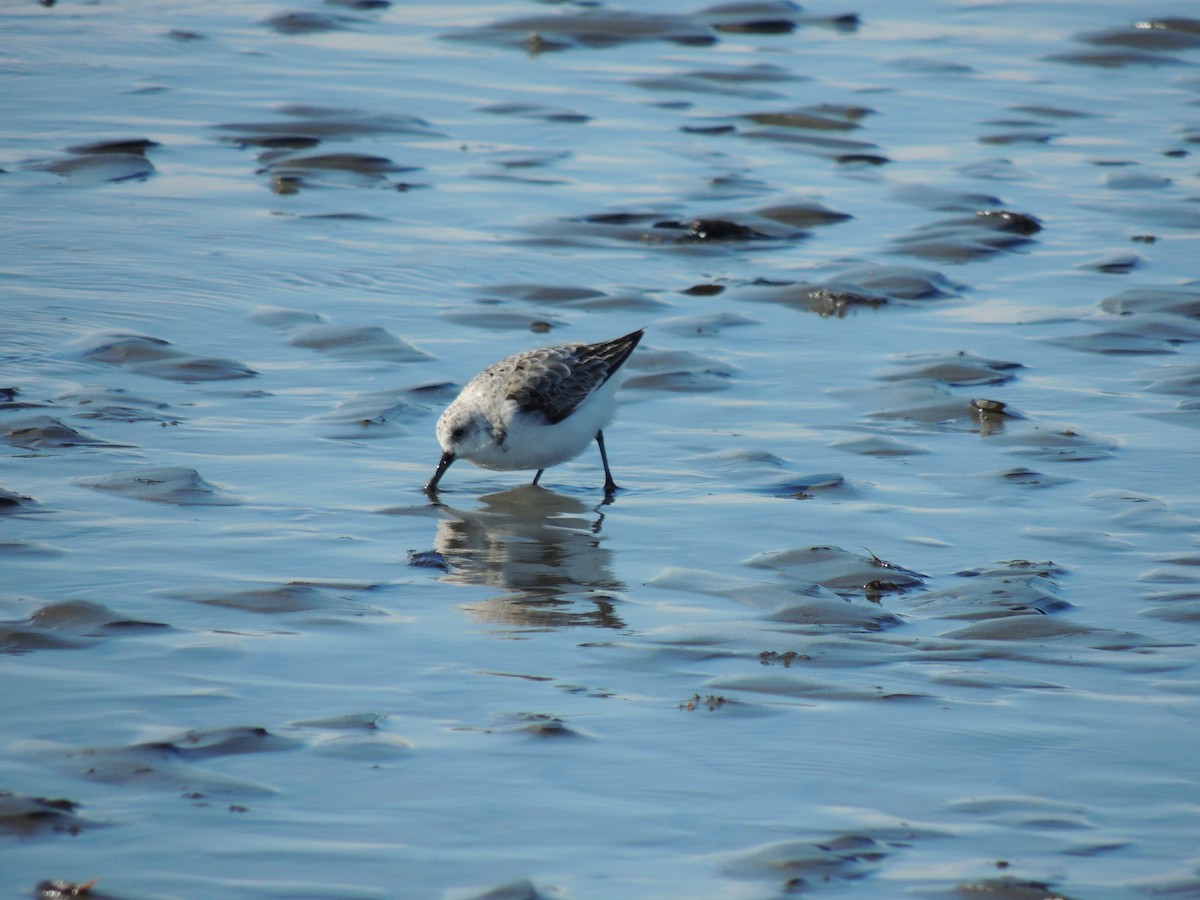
(593, 328, 645, 386)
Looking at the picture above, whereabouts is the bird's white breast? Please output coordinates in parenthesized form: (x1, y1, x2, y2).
(468, 376, 621, 471)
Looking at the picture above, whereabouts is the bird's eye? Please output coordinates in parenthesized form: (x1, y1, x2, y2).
(450, 426, 465, 441)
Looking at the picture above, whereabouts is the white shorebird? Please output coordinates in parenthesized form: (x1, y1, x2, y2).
(424, 329, 644, 496)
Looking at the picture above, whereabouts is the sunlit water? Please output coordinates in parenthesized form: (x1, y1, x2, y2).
(3, 1, 1200, 897)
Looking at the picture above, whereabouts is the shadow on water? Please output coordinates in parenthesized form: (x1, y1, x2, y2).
(423, 485, 626, 630)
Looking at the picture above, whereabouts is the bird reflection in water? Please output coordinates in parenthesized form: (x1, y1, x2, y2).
(427, 484, 625, 630)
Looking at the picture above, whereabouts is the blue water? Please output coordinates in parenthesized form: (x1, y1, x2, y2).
(3, 1, 1200, 896)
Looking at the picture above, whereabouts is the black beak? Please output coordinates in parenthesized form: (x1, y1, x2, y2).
(424, 451, 455, 496)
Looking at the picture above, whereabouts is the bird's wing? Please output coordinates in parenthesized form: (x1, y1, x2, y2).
(506, 329, 643, 425)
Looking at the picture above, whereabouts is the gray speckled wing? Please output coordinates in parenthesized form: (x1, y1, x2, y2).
(503, 329, 643, 425)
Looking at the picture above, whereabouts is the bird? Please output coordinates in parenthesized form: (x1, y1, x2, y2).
(424, 328, 644, 496)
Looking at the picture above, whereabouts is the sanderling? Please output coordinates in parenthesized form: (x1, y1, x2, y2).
(424, 328, 644, 496)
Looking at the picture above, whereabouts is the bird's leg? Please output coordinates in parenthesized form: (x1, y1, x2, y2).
(531, 469, 544, 486)
(595, 430, 618, 495)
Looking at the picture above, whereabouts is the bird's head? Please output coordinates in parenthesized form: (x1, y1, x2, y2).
(435, 403, 492, 458)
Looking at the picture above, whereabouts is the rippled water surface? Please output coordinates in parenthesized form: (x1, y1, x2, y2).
(4, 1, 1200, 897)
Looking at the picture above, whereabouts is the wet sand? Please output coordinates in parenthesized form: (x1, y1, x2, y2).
(3, 0, 1200, 897)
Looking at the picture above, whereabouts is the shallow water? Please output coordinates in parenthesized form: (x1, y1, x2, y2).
(3, 0, 1200, 897)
